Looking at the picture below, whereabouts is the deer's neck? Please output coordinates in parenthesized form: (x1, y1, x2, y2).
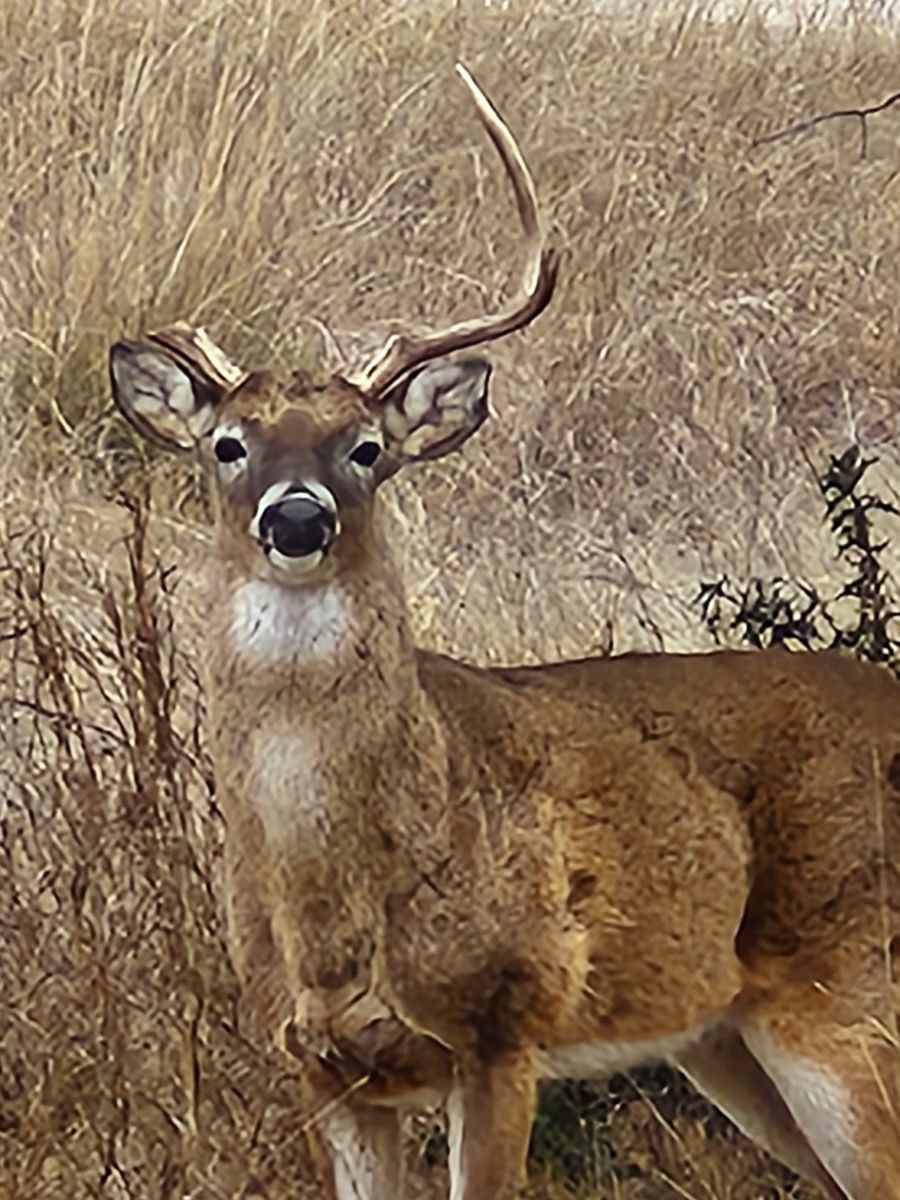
(206, 545, 448, 849)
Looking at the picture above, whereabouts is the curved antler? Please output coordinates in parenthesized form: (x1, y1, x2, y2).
(344, 63, 560, 400)
(147, 322, 247, 390)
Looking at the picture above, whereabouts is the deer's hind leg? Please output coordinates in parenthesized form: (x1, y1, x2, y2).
(739, 990, 900, 1200)
(675, 1022, 845, 1199)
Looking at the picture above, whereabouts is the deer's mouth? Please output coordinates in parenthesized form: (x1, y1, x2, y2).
(250, 481, 340, 576)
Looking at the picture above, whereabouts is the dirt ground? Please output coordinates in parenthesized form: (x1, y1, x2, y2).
(2, 0, 900, 1196)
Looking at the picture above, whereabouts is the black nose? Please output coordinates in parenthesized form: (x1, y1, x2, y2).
(259, 495, 336, 558)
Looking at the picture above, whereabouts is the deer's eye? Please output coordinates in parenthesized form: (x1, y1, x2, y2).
(214, 435, 247, 464)
(349, 441, 381, 469)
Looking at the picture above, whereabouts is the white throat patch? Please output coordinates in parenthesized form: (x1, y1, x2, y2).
(231, 580, 351, 665)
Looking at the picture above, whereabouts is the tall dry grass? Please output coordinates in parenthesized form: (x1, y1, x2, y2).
(2, 0, 900, 1196)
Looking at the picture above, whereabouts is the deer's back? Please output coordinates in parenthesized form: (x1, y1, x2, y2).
(411, 645, 900, 1041)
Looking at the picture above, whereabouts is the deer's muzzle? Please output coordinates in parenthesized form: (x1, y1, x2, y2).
(258, 492, 336, 559)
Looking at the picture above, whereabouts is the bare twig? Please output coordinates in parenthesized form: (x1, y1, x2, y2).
(753, 89, 900, 159)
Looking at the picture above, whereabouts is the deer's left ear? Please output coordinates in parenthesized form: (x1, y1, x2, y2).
(376, 358, 492, 467)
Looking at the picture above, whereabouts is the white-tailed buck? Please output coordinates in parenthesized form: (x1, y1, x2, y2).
(109, 64, 899, 1200)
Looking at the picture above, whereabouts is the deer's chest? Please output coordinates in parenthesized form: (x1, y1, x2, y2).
(249, 725, 330, 846)
(213, 579, 358, 847)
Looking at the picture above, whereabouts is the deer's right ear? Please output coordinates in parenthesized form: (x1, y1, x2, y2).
(109, 341, 225, 454)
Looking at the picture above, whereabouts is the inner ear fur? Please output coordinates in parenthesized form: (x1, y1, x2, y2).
(378, 357, 492, 465)
(109, 340, 227, 454)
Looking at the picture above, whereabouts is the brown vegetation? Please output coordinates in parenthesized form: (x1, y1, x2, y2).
(2, 0, 900, 1196)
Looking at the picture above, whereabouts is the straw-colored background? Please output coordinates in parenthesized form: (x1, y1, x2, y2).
(2, 1, 900, 1196)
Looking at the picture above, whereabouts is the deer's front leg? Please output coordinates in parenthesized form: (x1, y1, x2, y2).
(283, 1030, 406, 1200)
(447, 1048, 538, 1200)
(311, 1103, 404, 1200)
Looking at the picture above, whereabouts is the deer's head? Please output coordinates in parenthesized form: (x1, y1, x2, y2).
(109, 66, 559, 586)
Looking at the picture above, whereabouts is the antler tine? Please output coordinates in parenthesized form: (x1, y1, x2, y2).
(148, 322, 247, 390)
(345, 63, 560, 400)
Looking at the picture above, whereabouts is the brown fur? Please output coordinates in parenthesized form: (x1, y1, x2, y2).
(109, 325, 900, 1199)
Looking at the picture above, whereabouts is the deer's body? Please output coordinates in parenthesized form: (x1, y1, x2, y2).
(110, 65, 899, 1200)
(212, 546, 900, 1076)
(207, 513, 900, 1200)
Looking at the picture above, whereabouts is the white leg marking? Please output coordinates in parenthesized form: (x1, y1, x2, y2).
(447, 1085, 466, 1200)
(321, 1108, 380, 1200)
(743, 1024, 861, 1198)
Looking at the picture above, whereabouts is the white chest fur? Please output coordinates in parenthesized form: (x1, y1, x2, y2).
(230, 579, 351, 665)
(250, 726, 328, 845)
(227, 580, 352, 844)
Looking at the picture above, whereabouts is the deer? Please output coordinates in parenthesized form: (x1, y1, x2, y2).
(107, 62, 900, 1200)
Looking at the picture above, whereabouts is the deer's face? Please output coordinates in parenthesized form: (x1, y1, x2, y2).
(108, 62, 558, 587)
(109, 338, 491, 585)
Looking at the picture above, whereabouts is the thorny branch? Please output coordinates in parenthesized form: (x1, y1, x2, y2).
(698, 445, 900, 674)
(753, 88, 900, 159)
